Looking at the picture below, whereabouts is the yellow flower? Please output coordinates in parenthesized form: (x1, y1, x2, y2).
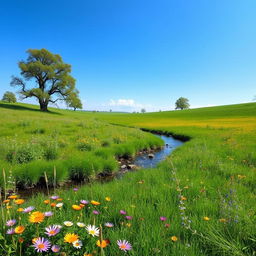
(91, 200, 100, 206)
(219, 218, 227, 223)
(64, 233, 79, 243)
(203, 216, 210, 221)
(7, 206, 12, 209)
(126, 223, 132, 228)
(171, 236, 178, 242)
(181, 196, 187, 201)
(105, 197, 111, 202)
(14, 199, 25, 205)
(3, 199, 10, 204)
(72, 205, 82, 211)
(8, 195, 18, 199)
(15, 226, 25, 234)
(17, 208, 24, 212)
(96, 239, 110, 248)
(29, 211, 45, 223)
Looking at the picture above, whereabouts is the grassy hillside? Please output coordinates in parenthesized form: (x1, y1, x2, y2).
(0, 102, 255, 256)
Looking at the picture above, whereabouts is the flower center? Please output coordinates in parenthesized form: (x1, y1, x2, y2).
(38, 243, 45, 249)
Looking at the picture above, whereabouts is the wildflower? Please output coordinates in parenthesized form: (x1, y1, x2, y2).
(165, 224, 170, 228)
(6, 228, 15, 235)
(203, 216, 210, 221)
(72, 205, 82, 210)
(14, 226, 25, 234)
(51, 195, 59, 200)
(96, 239, 110, 248)
(14, 199, 25, 205)
(91, 200, 100, 206)
(125, 216, 133, 220)
(160, 216, 167, 221)
(45, 225, 61, 236)
(3, 199, 10, 203)
(219, 218, 227, 223)
(29, 211, 45, 223)
(32, 237, 51, 252)
(64, 233, 79, 243)
(93, 210, 100, 215)
(6, 219, 16, 226)
(171, 236, 178, 242)
(181, 196, 187, 201)
(57, 198, 63, 201)
(126, 223, 132, 228)
(44, 211, 54, 217)
(6, 206, 12, 209)
(138, 180, 144, 184)
(64, 221, 73, 227)
(73, 188, 79, 192)
(86, 225, 100, 237)
(73, 240, 83, 248)
(120, 210, 126, 215)
(51, 245, 61, 253)
(18, 237, 24, 243)
(56, 203, 63, 208)
(105, 197, 111, 201)
(51, 203, 56, 207)
(80, 204, 85, 208)
(80, 200, 89, 205)
(23, 206, 35, 213)
(117, 240, 132, 252)
(44, 200, 50, 204)
(77, 222, 86, 228)
(8, 195, 18, 199)
(17, 208, 24, 212)
(104, 222, 114, 228)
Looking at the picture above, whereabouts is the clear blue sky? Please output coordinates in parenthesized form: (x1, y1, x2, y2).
(0, 0, 255, 112)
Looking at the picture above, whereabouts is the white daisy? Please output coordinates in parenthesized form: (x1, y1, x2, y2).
(85, 224, 99, 237)
(77, 222, 86, 228)
(64, 221, 73, 227)
(72, 240, 83, 249)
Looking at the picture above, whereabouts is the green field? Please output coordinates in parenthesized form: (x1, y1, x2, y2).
(0, 102, 256, 255)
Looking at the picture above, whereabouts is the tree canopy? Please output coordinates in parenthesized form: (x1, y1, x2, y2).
(11, 48, 79, 111)
(66, 91, 82, 111)
(2, 91, 17, 103)
(175, 97, 190, 110)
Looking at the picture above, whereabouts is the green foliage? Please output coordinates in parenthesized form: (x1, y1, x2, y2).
(2, 91, 17, 103)
(66, 91, 83, 110)
(10, 48, 79, 111)
(175, 96, 190, 110)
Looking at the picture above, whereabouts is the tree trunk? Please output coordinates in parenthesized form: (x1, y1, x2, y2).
(39, 99, 48, 111)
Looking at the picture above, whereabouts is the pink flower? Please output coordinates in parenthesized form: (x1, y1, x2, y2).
(117, 240, 132, 252)
(160, 216, 167, 221)
(120, 210, 127, 215)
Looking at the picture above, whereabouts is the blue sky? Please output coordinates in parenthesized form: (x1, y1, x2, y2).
(0, 0, 255, 112)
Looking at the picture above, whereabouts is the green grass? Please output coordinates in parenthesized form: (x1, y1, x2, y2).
(0, 102, 256, 255)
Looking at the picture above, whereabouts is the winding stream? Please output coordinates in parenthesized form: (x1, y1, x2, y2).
(134, 134, 184, 169)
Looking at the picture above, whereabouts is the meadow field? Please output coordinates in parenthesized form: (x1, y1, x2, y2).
(0, 102, 256, 255)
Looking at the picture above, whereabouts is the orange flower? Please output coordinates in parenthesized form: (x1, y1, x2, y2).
(96, 239, 110, 248)
(181, 196, 187, 201)
(14, 199, 25, 205)
(15, 226, 25, 234)
(50, 203, 56, 207)
(91, 200, 100, 206)
(79, 204, 85, 208)
(8, 195, 18, 199)
(29, 211, 45, 223)
(44, 200, 50, 204)
(171, 236, 178, 242)
(72, 205, 82, 211)
(18, 237, 24, 243)
(3, 199, 10, 203)
(7, 206, 12, 209)
(64, 233, 79, 243)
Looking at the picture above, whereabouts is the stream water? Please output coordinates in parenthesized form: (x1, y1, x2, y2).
(134, 134, 184, 168)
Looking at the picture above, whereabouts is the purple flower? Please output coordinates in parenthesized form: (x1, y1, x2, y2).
(45, 225, 61, 236)
(160, 216, 167, 221)
(50, 195, 59, 200)
(32, 237, 51, 252)
(93, 210, 100, 215)
(104, 222, 114, 228)
(80, 200, 89, 205)
(117, 240, 132, 252)
(125, 216, 133, 220)
(23, 206, 35, 213)
(44, 211, 54, 217)
(120, 210, 127, 215)
(6, 219, 16, 226)
(73, 188, 79, 192)
(51, 245, 60, 253)
(6, 228, 15, 235)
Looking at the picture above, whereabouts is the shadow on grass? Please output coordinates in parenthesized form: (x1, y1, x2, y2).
(0, 103, 61, 115)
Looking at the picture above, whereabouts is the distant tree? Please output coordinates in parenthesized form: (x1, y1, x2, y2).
(141, 108, 146, 113)
(2, 91, 17, 103)
(110, 109, 112, 112)
(11, 48, 78, 111)
(66, 91, 82, 111)
(175, 97, 190, 110)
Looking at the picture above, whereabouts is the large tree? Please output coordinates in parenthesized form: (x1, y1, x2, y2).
(66, 91, 83, 111)
(175, 97, 190, 110)
(11, 48, 78, 111)
(2, 91, 17, 103)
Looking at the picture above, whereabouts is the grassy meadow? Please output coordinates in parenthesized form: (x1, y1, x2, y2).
(0, 102, 256, 255)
